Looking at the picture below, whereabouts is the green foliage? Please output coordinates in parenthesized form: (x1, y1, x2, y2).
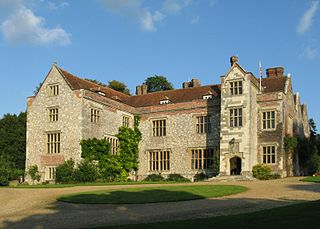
(108, 80, 131, 95)
(56, 159, 75, 183)
(0, 156, 15, 186)
(28, 165, 41, 183)
(194, 172, 207, 181)
(309, 118, 317, 141)
(144, 75, 174, 92)
(33, 82, 43, 95)
(0, 112, 26, 170)
(252, 164, 279, 180)
(284, 136, 298, 151)
(99, 154, 128, 181)
(309, 146, 320, 174)
(84, 78, 106, 87)
(166, 174, 190, 182)
(80, 138, 111, 161)
(143, 174, 165, 181)
(74, 159, 99, 183)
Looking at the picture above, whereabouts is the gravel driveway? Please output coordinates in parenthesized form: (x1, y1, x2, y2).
(0, 177, 319, 229)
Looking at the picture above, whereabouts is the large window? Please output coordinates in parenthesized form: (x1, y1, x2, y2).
(263, 145, 276, 164)
(149, 150, 170, 171)
(122, 116, 130, 128)
(90, 108, 100, 124)
(48, 108, 58, 122)
(196, 115, 211, 133)
(152, 119, 166, 136)
(190, 148, 217, 170)
(230, 108, 243, 127)
(48, 85, 59, 96)
(47, 132, 60, 154)
(262, 111, 276, 130)
(105, 136, 119, 155)
(230, 81, 243, 95)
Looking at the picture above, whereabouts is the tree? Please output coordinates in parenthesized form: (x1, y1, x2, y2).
(0, 155, 15, 186)
(84, 78, 106, 87)
(0, 112, 26, 170)
(144, 75, 174, 92)
(309, 118, 317, 143)
(27, 165, 41, 184)
(33, 82, 43, 95)
(108, 80, 131, 95)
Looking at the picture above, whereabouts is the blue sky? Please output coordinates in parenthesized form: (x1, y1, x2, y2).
(0, 0, 319, 129)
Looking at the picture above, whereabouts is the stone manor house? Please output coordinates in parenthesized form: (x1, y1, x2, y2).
(25, 57, 310, 182)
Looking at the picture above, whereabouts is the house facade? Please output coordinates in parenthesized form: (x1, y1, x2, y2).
(25, 57, 310, 182)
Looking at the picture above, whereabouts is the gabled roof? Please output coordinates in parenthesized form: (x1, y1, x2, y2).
(126, 85, 221, 107)
(261, 76, 287, 93)
(57, 67, 130, 101)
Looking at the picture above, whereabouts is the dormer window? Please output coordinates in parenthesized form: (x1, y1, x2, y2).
(230, 81, 243, 95)
(160, 96, 170, 104)
(203, 94, 213, 100)
(98, 91, 106, 96)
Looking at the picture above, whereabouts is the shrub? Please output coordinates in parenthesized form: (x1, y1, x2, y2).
(28, 165, 41, 183)
(194, 172, 207, 181)
(144, 174, 165, 182)
(56, 159, 75, 183)
(252, 164, 280, 180)
(99, 155, 128, 182)
(166, 174, 190, 182)
(74, 159, 99, 183)
(0, 156, 14, 186)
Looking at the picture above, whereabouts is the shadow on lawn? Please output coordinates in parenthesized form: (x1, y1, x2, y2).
(287, 182, 320, 193)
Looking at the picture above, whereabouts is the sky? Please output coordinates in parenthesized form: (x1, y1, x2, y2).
(0, 0, 319, 129)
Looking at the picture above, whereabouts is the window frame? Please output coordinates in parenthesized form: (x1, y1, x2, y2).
(152, 119, 167, 137)
(47, 84, 60, 96)
(48, 107, 59, 122)
(196, 115, 212, 134)
(229, 80, 243, 96)
(104, 135, 119, 155)
(47, 166, 56, 180)
(261, 110, 276, 130)
(148, 150, 170, 172)
(90, 108, 101, 124)
(46, 131, 61, 154)
(122, 115, 130, 128)
(190, 147, 218, 170)
(229, 108, 243, 128)
(262, 145, 277, 164)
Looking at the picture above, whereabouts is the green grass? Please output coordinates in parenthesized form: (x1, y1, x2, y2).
(97, 200, 320, 229)
(58, 185, 247, 204)
(4, 180, 190, 189)
(300, 176, 320, 183)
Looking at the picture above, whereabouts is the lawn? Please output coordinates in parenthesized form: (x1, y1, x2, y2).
(57, 185, 247, 204)
(300, 176, 320, 183)
(97, 200, 320, 229)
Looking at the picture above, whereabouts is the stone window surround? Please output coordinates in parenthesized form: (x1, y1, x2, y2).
(189, 147, 218, 170)
(90, 107, 101, 124)
(150, 117, 167, 137)
(260, 143, 279, 164)
(47, 106, 59, 122)
(194, 114, 212, 134)
(148, 149, 170, 172)
(260, 108, 277, 131)
(229, 80, 243, 96)
(46, 166, 56, 180)
(47, 83, 60, 96)
(104, 135, 119, 155)
(46, 131, 61, 154)
(228, 107, 243, 128)
(122, 115, 131, 128)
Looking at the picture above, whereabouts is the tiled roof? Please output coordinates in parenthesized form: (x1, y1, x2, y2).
(261, 76, 287, 93)
(126, 85, 221, 107)
(58, 67, 130, 101)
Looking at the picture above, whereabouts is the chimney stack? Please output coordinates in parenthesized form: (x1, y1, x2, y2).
(182, 78, 201, 88)
(230, 56, 238, 66)
(136, 84, 148, 95)
(266, 67, 284, 78)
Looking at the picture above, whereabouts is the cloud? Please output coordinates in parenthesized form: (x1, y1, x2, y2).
(47, 2, 69, 11)
(1, 5, 71, 45)
(303, 46, 317, 60)
(100, 0, 191, 31)
(191, 15, 200, 24)
(297, 1, 319, 34)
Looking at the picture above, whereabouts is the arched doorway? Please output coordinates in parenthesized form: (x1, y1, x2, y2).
(230, 157, 241, 175)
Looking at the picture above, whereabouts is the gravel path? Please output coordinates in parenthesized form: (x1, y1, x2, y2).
(0, 177, 319, 229)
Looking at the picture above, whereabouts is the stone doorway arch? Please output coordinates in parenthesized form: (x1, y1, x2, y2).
(230, 156, 241, 175)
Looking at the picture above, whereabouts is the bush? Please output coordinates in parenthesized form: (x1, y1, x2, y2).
(166, 174, 190, 182)
(56, 159, 75, 183)
(74, 159, 99, 183)
(144, 174, 165, 182)
(99, 155, 128, 182)
(194, 172, 207, 181)
(252, 164, 280, 180)
(28, 165, 41, 183)
(0, 156, 14, 186)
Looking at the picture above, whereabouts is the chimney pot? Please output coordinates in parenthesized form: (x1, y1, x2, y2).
(230, 56, 238, 66)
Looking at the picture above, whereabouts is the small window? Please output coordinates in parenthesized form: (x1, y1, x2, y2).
(149, 150, 170, 171)
(48, 85, 59, 96)
(105, 136, 119, 155)
(47, 132, 60, 154)
(230, 108, 243, 127)
(160, 99, 170, 104)
(263, 145, 276, 164)
(47, 167, 56, 180)
(90, 108, 100, 124)
(230, 81, 243, 95)
(262, 111, 276, 130)
(196, 115, 211, 133)
(202, 95, 213, 100)
(122, 116, 130, 128)
(152, 119, 166, 137)
(48, 108, 59, 122)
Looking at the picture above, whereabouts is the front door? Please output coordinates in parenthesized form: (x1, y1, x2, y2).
(230, 157, 241, 175)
